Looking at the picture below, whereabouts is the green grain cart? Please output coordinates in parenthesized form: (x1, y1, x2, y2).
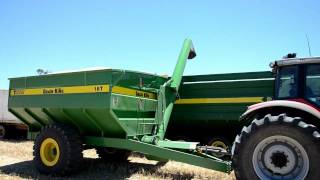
(8, 39, 232, 175)
(168, 71, 274, 151)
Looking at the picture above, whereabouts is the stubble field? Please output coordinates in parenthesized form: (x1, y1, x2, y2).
(0, 140, 235, 180)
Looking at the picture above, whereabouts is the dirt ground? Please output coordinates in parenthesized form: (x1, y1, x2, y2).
(0, 140, 235, 180)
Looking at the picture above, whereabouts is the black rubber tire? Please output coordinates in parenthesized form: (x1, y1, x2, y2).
(0, 125, 6, 139)
(232, 114, 320, 180)
(96, 147, 130, 162)
(33, 124, 83, 175)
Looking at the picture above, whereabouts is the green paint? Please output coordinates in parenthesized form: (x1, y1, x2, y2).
(84, 136, 231, 173)
(9, 69, 166, 137)
(156, 39, 196, 140)
(170, 39, 196, 91)
(157, 140, 198, 150)
(167, 71, 274, 142)
(8, 39, 236, 174)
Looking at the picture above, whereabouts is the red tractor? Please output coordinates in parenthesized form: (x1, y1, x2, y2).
(232, 55, 320, 179)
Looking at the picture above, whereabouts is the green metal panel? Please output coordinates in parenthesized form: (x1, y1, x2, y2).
(182, 71, 273, 82)
(172, 71, 274, 121)
(168, 71, 274, 141)
(157, 140, 198, 150)
(9, 78, 26, 89)
(178, 80, 273, 98)
(84, 136, 231, 173)
(26, 73, 85, 87)
(111, 70, 166, 91)
(8, 69, 167, 138)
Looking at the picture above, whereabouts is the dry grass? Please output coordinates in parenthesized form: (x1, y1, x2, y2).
(0, 140, 235, 180)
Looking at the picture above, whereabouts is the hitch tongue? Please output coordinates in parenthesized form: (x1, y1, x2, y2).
(196, 145, 231, 156)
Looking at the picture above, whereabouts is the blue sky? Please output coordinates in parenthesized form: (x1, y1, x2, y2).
(0, 1, 319, 89)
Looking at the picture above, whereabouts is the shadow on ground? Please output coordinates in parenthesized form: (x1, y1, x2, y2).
(0, 157, 195, 180)
(0, 138, 29, 143)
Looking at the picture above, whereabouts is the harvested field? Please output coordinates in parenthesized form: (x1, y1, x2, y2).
(0, 140, 235, 180)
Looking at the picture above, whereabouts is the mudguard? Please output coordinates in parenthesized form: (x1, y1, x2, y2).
(240, 100, 320, 121)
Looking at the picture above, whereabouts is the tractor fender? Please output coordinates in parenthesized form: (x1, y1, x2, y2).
(240, 100, 320, 121)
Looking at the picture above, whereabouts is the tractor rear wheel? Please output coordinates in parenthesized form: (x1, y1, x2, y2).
(232, 114, 320, 180)
(96, 147, 130, 162)
(33, 124, 83, 175)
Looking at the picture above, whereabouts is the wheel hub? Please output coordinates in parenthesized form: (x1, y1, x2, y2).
(210, 140, 228, 158)
(252, 135, 309, 180)
(40, 138, 60, 166)
(262, 143, 297, 175)
(270, 151, 288, 168)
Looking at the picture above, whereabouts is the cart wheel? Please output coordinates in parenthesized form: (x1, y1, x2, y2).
(208, 137, 230, 158)
(96, 147, 130, 162)
(33, 124, 83, 175)
(232, 114, 320, 180)
(0, 125, 6, 139)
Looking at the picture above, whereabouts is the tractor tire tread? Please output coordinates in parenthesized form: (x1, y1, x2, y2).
(232, 113, 320, 180)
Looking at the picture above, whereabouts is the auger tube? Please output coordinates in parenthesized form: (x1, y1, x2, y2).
(156, 39, 196, 141)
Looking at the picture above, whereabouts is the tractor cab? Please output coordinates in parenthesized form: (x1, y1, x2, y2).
(272, 56, 320, 107)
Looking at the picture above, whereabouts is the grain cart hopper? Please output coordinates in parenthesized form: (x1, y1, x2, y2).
(168, 71, 274, 155)
(8, 39, 231, 175)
